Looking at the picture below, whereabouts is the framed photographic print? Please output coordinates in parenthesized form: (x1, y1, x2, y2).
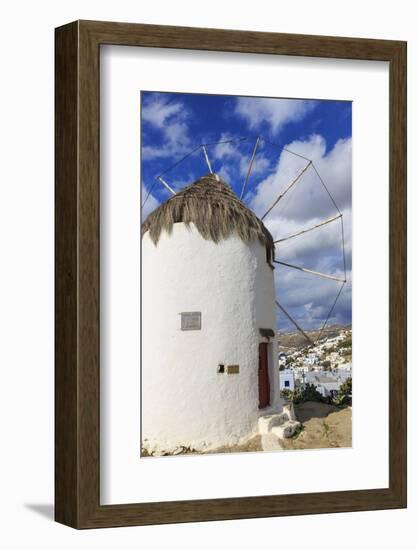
(55, 20, 406, 528)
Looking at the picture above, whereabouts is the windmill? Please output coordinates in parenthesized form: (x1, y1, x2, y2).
(140, 136, 348, 455)
(142, 136, 347, 348)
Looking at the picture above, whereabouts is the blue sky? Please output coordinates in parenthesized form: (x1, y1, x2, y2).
(141, 91, 352, 333)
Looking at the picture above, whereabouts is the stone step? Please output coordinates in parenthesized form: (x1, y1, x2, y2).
(258, 412, 289, 434)
(271, 420, 301, 439)
(258, 403, 300, 438)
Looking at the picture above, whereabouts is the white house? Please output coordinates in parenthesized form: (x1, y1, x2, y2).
(279, 369, 296, 392)
(304, 354, 319, 367)
(141, 174, 285, 454)
(315, 380, 341, 398)
(304, 372, 346, 397)
(328, 351, 341, 366)
(278, 352, 287, 368)
(341, 362, 352, 372)
(333, 367, 352, 383)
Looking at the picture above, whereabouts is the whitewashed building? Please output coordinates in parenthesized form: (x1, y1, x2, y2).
(141, 174, 285, 454)
(328, 351, 341, 366)
(279, 369, 296, 392)
(278, 352, 287, 368)
(304, 354, 319, 367)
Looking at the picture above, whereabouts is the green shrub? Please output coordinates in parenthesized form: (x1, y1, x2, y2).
(281, 378, 352, 408)
(339, 377, 352, 396)
(281, 384, 325, 404)
(335, 377, 352, 406)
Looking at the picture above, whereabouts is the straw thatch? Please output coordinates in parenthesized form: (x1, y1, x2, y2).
(142, 174, 275, 261)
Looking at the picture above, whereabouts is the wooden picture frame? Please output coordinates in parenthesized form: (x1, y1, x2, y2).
(55, 20, 407, 528)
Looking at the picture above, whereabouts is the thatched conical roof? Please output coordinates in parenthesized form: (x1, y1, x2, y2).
(142, 174, 275, 261)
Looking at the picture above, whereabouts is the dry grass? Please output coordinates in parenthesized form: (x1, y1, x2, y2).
(279, 402, 352, 450)
(142, 174, 275, 260)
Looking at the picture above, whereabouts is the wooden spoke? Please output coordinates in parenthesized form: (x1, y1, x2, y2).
(261, 161, 311, 220)
(274, 214, 342, 243)
(274, 260, 346, 283)
(240, 137, 260, 200)
(157, 176, 175, 196)
(201, 145, 213, 174)
(276, 301, 314, 346)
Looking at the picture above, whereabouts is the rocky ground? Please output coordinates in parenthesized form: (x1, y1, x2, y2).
(142, 402, 352, 456)
(205, 401, 351, 454)
(278, 324, 350, 350)
(278, 402, 352, 450)
(204, 435, 263, 454)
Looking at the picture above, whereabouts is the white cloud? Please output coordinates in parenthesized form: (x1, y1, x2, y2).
(234, 97, 316, 134)
(218, 165, 233, 184)
(212, 133, 239, 161)
(211, 133, 271, 184)
(247, 134, 352, 331)
(142, 145, 175, 161)
(276, 265, 352, 331)
(142, 95, 191, 160)
(142, 97, 183, 128)
(239, 154, 270, 178)
(250, 135, 351, 226)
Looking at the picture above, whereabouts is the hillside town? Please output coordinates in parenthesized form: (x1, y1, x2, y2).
(278, 325, 352, 403)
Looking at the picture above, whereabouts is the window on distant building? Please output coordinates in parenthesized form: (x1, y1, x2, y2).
(284, 380, 290, 388)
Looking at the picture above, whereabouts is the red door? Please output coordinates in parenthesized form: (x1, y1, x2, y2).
(258, 343, 270, 409)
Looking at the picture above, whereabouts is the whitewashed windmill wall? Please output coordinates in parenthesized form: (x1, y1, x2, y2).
(141, 176, 283, 454)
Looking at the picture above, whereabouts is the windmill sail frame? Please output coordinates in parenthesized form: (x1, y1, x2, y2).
(142, 136, 349, 343)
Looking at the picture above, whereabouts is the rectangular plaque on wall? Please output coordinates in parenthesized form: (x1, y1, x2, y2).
(180, 312, 201, 331)
(227, 365, 240, 374)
